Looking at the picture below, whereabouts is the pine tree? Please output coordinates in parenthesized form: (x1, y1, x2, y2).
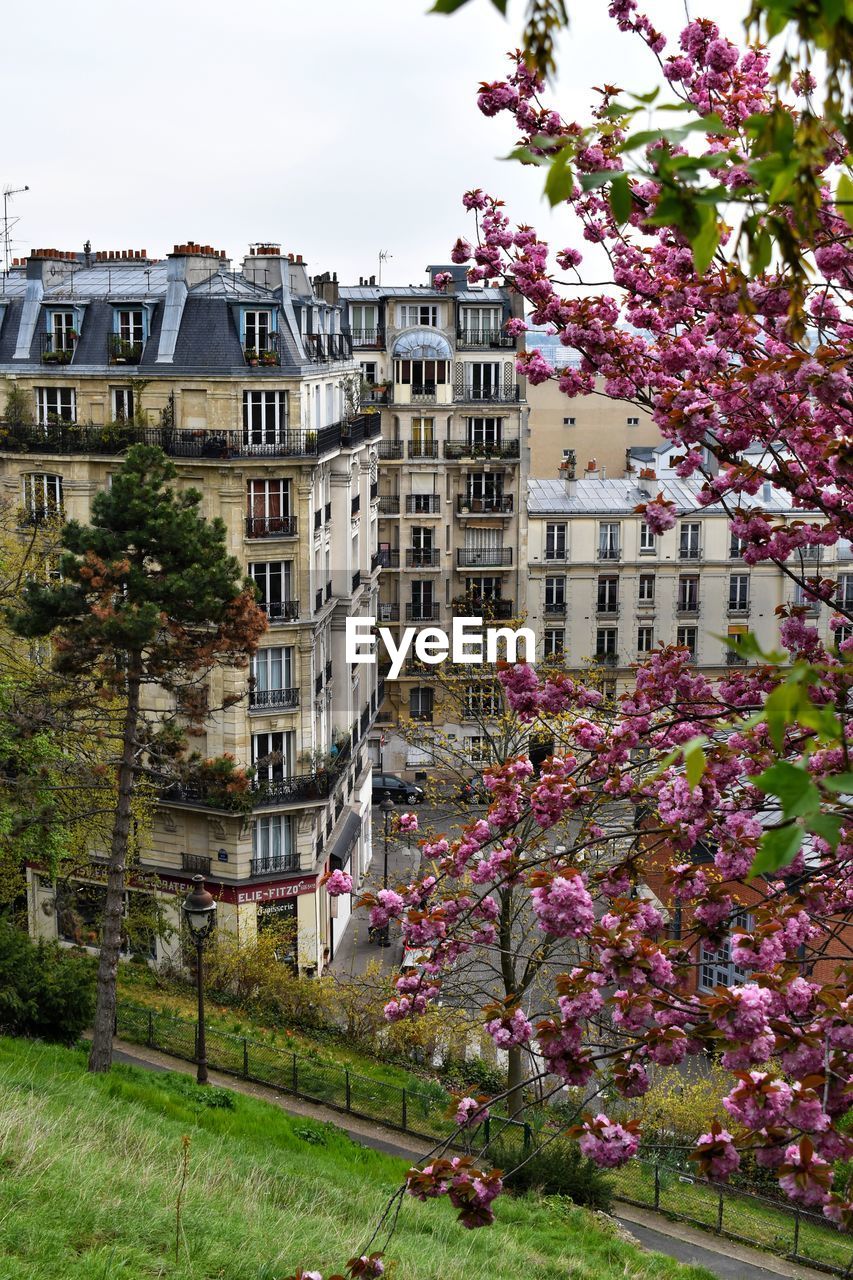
(10, 445, 266, 1072)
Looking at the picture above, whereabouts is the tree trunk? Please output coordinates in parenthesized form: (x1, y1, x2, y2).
(88, 669, 141, 1073)
(507, 1044, 525, 1119)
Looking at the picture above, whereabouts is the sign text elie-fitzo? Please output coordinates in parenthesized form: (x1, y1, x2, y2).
(346, 616, 536, 680)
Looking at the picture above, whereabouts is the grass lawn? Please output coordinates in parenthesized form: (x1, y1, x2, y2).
(0, 1035, 717, 1280)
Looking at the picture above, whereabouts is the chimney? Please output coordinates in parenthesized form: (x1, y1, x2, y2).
(585, 458, 599, 481)
(638, 466, 660, 498)
(559, 450, 576, 495)
(168, 241, 226, 287)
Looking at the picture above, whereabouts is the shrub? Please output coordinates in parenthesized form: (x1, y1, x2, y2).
(491, 1137, 614, 1211)
(0, 918, 96, 1045)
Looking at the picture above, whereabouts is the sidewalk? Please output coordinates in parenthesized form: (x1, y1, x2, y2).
(108, 1036, 831, 1280)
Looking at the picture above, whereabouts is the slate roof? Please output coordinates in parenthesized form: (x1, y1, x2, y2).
(527, 476, 797, 516)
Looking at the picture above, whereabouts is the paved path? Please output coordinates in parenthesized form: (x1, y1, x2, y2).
(108, 1038, 829, 1280)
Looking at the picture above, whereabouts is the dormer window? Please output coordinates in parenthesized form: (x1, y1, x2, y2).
(42, 311, 77, 364)
(109, 308, 145, 363)
(399, 304, 439, 328)
(243, 309, 278, 365)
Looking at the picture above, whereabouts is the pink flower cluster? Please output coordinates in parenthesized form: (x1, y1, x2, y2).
(323, 869, 353, 897)
(578, 1114, 640, 1167)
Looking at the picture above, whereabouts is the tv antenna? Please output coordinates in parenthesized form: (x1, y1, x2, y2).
(3, 185, 29, 273)
(378, 249, 392, 286)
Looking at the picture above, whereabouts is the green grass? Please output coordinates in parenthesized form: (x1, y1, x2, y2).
(611, 1160, 853, 1274)
(0, 1035, 716, 1280)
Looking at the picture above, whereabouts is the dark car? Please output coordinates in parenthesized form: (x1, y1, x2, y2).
(372, 772, 425, 805)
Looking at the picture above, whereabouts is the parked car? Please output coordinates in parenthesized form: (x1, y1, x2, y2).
(372, 772, 425, 805)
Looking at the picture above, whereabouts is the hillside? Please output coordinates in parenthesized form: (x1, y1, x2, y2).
(0, 1036, 715, 1280)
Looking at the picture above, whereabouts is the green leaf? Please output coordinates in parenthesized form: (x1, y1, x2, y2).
(684, 740, 707, 789)
(768, 163, 800, 204)
(821, 772, 853, 794)
(609, 173, 632, 224)
(749, 824, 804, 878)
(579, 170, 614, 192)
(690, 207, 721, 274)
(750, 761, 821, 818)
(763, 682, 799, 751)
(806, 812, 844, 849)
(836, 173, 853, 231)
(544, 146, 575, 207)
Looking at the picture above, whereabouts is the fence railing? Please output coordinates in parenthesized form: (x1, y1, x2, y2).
(612, 1156, 853, 1277)
(114, 1000, 531, 1154)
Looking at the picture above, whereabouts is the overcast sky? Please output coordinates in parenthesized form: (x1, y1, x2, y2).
(3, 0, 744, 285)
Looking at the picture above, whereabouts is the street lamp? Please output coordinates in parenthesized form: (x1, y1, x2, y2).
(379, 790, 395, 948)
(181, 875, 217, 1084)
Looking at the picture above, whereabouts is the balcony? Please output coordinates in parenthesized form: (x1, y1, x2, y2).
(378, 440, 403, 459)
(378, 603, 400, 622)
(444, 438, 520, 461)
(597, 547, 621, 562)
(369, 480, 379, 502)
(676, 600, 701, 616)
(406, 548, 440, 568)
(405, 602, 440, 621)
(406, 494, 441, 515)
(39, 333, 75, 365)
(258, 599, 300, 623)
(456, 548, 512, 568)
(361, 386, 391, 407)
(107, 334, 144, 364)
(411, 382, 437, 402)
(351, 327, 385, 348)
(452, 597, 514, 619)
(408, 441, 439, 459)
(596, 602, 620, 617)
(245, 516, 297, 539)
(0, 421, 347, 461)
(351, 494, 361, 517)
(370, 549, 383, 572)
(305, 332, 353, 362)
(251, 853, 300, 876)
(377, 549, 400, 568)
(457, 495, 514, 514)
(727, 603, 750, 617)
(544, 601, 567, 616)
(456, 328, 515, 349)
(378, 495, 400, 514)
(455, 385, 521, 403)
(679, 547, 702, 561)
(244, 333, 281, 367)
(182, 852, 211, 875)
(249, 687, 300, 711)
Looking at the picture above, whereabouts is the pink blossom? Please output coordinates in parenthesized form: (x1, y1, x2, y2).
(323, 869, 353, 897)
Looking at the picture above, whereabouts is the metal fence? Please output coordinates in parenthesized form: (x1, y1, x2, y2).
(612, 1157, 853, 1277)
(115, 1001, 530, 1154)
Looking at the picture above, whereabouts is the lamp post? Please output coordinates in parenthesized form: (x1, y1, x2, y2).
(379, 790, 395, 948)
(181, 875, 217, 1084)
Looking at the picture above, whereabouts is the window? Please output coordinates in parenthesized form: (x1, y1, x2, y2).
(410, 580, 435, 620)
(545, 576, 566, 610)
(596, 628, 618, 658)
(459, 306, 502, 339)
(247, 479, 292, 536)
(252, 730, 295, 781)
(837, 574, 853, 611)
(252, 646, 294, 694)
(464, 682, 502, 719)
(351, 305, 379, 343)
(834, 624, 852, 651)
(112, 387, 134, 422)
(252, 814, 296, 872)
(117, 309, 144, 344)
(35, 387, 75, 424)
(639, 522, 656, 554)
(244, 310, 273, 352)
(409, 526, 435, 566)
(677, 575, 700, 612)
(544, 628, 564, 657)
(637, 626, 654, 653)
(597, 576, 619, 614)
(729, 574, 750, 612)
(249, 561, 293, 617)
(409, 687, 434, 722)
(399, 304, 439, 328)
(361, 361, 377, 385)
(598, 522, 620, 560)
(679, 521, 701, 559)
(466, 362, 500, 399)
(563, 416, 576, 426)
(545, 523, 567, 560)
(406, 744, 434, 768)
(466, 576, 502, 601)
(50, 311, 76, 352)
(626, 416, 639, 426)
(243, 391, 289, 446)
(466, 471, 504, 506)
(467, 736, 491, 764)
(638, 574, 655, 604)
(23, 473, 63, 522)
(396, 359, 448, 389)
(729, 530, 746, 558)
(699, 913, 752, 991)
(467, 416, 503, 447)
(677, 625, 698, 657)
(411, 417, 435, 453)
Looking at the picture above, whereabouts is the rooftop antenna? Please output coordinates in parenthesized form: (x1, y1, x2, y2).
(378, 249, 392, 286)
(3, 184, 29, 273)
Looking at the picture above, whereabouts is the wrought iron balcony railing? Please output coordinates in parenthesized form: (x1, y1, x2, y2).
(456, 548, 512, 568)
(405, 602, 440, 621)
(457, 495, 514, 514)
(245, 515, 297, 539)
(249, 687, 300, 710)
(406, 548, 440, 568)
(258, 599, 299, 622)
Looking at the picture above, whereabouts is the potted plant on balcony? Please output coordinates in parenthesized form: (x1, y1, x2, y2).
(259, 349, 277, 366)
(244, 347, 259, 366)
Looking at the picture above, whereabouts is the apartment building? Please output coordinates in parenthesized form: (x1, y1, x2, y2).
(526, 443, 849, 689)
(340, 265, 529, 780)
(523, 337, 662, 479)
(1, 241, 381, 971)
